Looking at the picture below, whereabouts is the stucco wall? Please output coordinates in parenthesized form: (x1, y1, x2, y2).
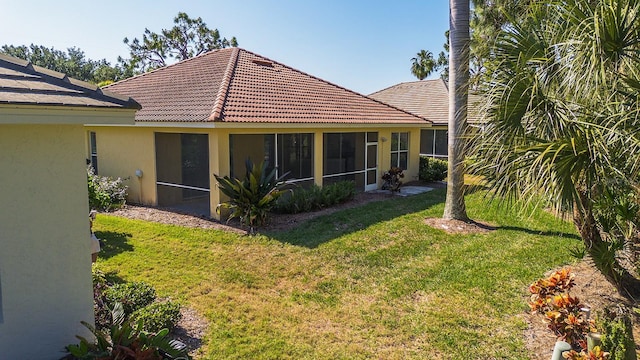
(85, 126, 157, 206)
(0, 124, 94, 359)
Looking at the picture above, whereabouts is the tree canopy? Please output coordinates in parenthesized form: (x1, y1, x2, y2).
(123, 12, 238, 73)
(1, 12, 239, 85)
(410, 50, 441, 80)
(413, 0, 534, 87)
(0, 44, 130, 85)
(471, 0, 640, 296)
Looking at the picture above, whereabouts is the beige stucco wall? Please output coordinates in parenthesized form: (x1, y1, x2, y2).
(85, 126, 158, 205)
(0, 124, 94, 359)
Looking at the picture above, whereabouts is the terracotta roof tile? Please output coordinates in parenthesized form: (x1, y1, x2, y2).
(369, 79, 482, 125)
(105, 48, 428, 125)
(0, 54, 140, 109)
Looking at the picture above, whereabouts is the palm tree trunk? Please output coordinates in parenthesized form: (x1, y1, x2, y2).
(443, 0, 470, 221)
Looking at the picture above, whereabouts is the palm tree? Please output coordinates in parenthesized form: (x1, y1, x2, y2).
(471, 0, 640, 296)
(443, 0, 470, 221)
(410, 50, 439, 80)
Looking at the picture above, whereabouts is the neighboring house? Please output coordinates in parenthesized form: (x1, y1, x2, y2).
(0, 54, 138, 359)
(368, 78, 482, 159)
(89, 48, 431, 219)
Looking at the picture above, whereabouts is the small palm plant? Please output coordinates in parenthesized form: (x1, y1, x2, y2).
(215, 159, 288, 235)
(66, 302, 189, 360)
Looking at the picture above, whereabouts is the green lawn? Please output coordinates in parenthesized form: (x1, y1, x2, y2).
(94, 189, 580, 359)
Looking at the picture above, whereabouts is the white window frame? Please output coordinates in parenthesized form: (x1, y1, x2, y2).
(89, 131, 98, 173)
(419, 129, 448, 159)
(390, 132, 409, 169)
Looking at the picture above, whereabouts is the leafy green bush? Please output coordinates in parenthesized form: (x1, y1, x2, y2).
(91, 265, 112, 330)
(419, 156, 447, 182)
(274, 181, 356, 214)
(215, 159, 288, 234)
(598, 307, 636, 360)
(91, 264, 107, 286)
(66, 302, 190, 360)
(87, 166, 128, 211)
(130, 301, 182, 334)
(104, 281, 156, 317)
(321, 181, 355, 206)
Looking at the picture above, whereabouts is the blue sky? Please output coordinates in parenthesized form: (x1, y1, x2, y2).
(0, 0, 449, 95)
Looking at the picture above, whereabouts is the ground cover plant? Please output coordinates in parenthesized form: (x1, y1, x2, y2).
(94, 189, 580, 359)
(274, 181, 355, 214)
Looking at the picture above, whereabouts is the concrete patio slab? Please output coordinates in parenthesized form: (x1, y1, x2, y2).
(371, 186, 434, 197)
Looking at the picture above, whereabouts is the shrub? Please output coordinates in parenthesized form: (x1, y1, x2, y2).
(598, 307, 636, 360)
(91, 264, 108, 286)
(66, 302, 190, 360)
(87, 166, 128, 211)
(215, 159, 288, 234)
(563, 346, 610, 360)
(91, 265, 112, 330)
(529, 268, 594, 350)
(321, 181, 356, 206)
(274, 181, 356, 214)
(104, 281, 156, 317)
(130, 301, 182, 334)
(419, 156, 447, 182)
(381, 167, 404, 192)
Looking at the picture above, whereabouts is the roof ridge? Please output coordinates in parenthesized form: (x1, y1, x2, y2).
(369, 78, 446, 97)
(234, 49, 429, 123)
(103, 48, 237, 89)
(210, 47, 240, 121)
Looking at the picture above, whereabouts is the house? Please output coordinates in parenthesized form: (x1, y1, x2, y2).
(368, 79, 482, 159)
(89, 48, 431, 219)
(0, 54, 138, 359)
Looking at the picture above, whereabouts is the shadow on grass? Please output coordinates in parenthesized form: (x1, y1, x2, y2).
(497, 226, 581, 241)
(95, 231, 134, 259)
(265, 189, 448, 248)
(265, 184, 579, 248)
(102, 270, 126, 285)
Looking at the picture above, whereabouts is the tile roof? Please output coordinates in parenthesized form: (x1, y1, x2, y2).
(0, 54, 140, 109)
(105, 48, 428, 125)
(368, 79, 482, 125)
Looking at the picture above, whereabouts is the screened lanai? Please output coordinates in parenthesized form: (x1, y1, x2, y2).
(155, 132, 210, 216)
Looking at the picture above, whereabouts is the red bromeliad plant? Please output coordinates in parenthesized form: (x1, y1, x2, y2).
(529, 268, 595, 350)
(381, 167, 404, 192)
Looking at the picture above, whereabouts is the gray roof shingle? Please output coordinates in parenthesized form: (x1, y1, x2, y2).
(369, 79, 482, 125)
(0, 54, 140, 109)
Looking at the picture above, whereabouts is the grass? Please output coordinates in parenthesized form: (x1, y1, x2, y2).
(94, 189, 580, 359)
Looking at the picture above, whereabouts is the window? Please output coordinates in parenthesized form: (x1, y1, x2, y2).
(390, 132, 409, 169)
(89, 131, 98, 173)
(420, 129, 448, 158)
